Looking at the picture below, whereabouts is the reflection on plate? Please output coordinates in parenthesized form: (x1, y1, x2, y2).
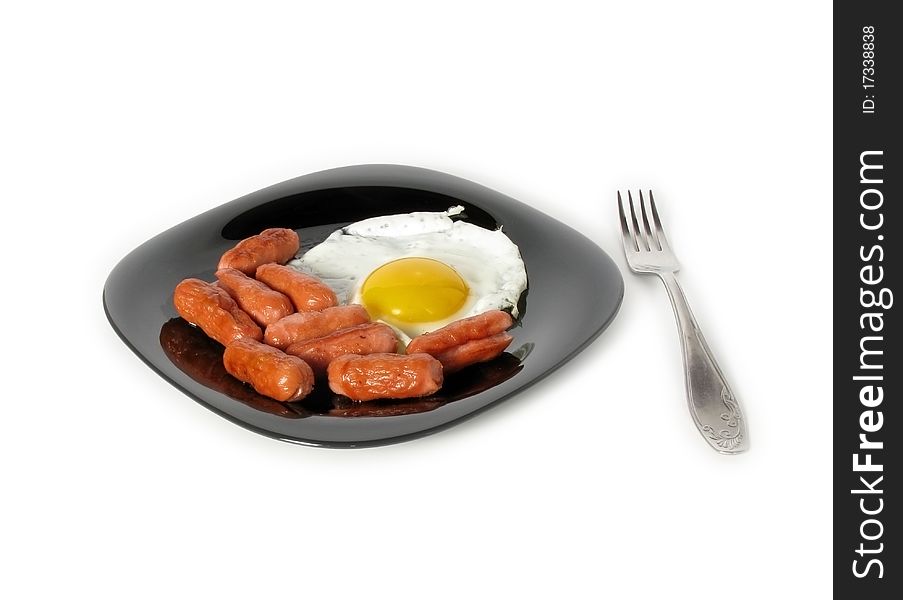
(160, 317, 305, 419)
(160, 316, 525, 419)
(104, 165, 623, 447)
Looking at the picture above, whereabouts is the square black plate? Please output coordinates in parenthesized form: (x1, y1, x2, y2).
(104, 165, 623, 447)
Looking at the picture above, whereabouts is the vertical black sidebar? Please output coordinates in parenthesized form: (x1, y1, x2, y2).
(835, 2, 900, 596)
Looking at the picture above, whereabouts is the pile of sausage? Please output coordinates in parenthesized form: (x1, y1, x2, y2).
(172, 227, 515, 403)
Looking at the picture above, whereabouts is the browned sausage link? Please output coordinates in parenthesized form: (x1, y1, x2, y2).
(215, 268, 294, 327)
(218, 228, 300, 275)
(433, 332, 513, 374)
(328, 353, 443, 402)
(173, 278, 262, 346)
(255, 263, 338, 312)
(285, 322, 398, 376)
(223, 338, 315, 402)
(264, 304, 370, 349)
(406, 309, 514, 356)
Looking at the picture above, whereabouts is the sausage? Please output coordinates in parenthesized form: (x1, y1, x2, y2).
(406, 310, 514, 356)
(255, 263, 338, 312)
(218, 228, 300, 275)
(264, 304, 370, 349)
(327, 353, 443, 401)
(215, 268, 294, 327)
(223, 338, 315, 402)
(433, 332, 513, 373)
(285, 322, 398, 375)
(173, 278, 262, 346)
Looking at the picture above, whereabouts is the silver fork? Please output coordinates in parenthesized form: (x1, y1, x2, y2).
(617, 191, 749, 454)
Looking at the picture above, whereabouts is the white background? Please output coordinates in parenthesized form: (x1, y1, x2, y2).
(1, 2, 832, 598)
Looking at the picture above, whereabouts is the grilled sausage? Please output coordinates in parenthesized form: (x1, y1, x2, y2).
(223, 338, 315, 402)
(328, 353, 443, 401)
(173, 278, 262, 346)
(218, 228, 300, 275)
(406, 310, 514, 356)
(264, 304, 370, 349)
(255, 263, 338, 312)
(215, 268, 293, 327)
(433, 332, 513, 373)
(285, 322, 398, 375)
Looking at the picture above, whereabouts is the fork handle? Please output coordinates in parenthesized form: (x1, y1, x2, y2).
(658, 272, 749, 454)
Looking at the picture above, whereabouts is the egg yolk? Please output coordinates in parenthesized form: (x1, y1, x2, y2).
(361, 257, 469, 323)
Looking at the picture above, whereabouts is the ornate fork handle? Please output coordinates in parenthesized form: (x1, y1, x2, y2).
(658, 272, 749, 454)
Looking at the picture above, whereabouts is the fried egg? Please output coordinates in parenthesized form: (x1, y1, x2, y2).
(290, 206, 527, 342)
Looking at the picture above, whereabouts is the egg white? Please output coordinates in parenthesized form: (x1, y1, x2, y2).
(289, 206, 527, 342)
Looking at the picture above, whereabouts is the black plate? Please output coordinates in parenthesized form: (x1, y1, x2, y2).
(104, 165, 623, 447)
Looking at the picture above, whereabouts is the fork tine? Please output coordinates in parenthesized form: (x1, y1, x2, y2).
(647, 190, 672, 251)
(617, 191, 638, 252)
(627, 191, 649, 251)
(639, 190, 661, 251)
